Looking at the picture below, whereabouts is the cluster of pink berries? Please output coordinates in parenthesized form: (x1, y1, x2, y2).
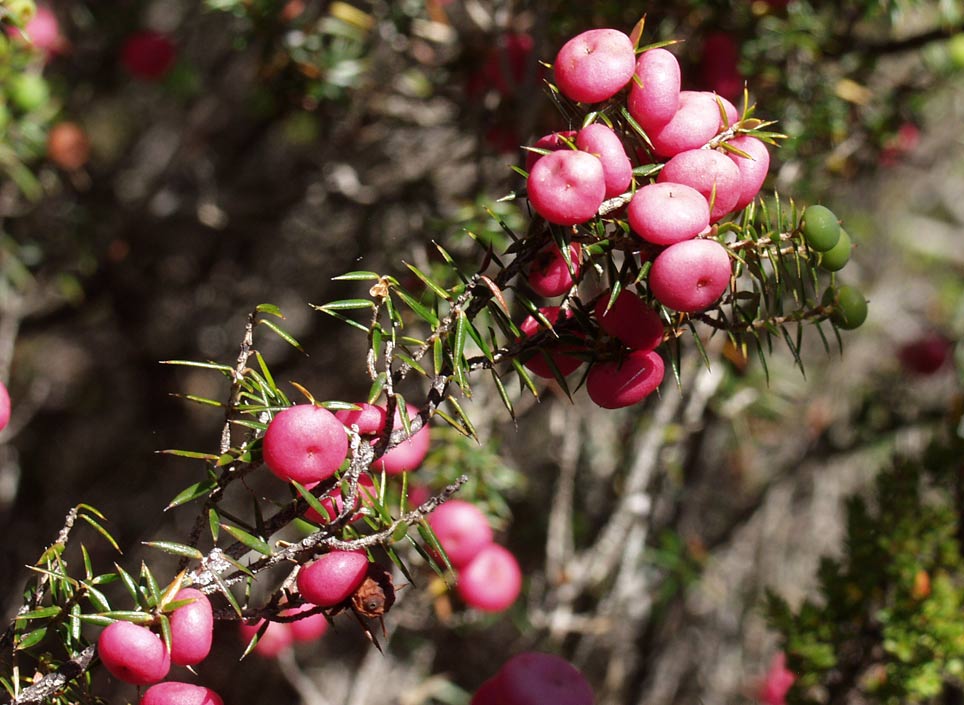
(471, 651, 594, 705)
(428, 499, 522, 613)
(96, 588, 221, 704)
(517, 27, 778, 409)
(261, 401, 431, 487)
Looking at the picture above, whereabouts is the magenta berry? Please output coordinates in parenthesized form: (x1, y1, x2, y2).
(649, 239, 732, 313)
(262, 404, 349, 485)
(168, 588, 213, 666)
(627, 48, 682, 131)
(586, 350, 665, 409)
(593, 291, 664, 351)
(470, 676, 506, 705)
(304, 473, 376, 524)
(553, 29, 636, 104)
(726, 135, 771, 211)
(527, 150, 606, 226)
(297, 550, 369, 607)
(628, 182, 710, 246)
(519, 307, 584, 379)
(428, 499, 494, 569)
(527, 242, 581, 298)
(457, 543, 522, 613)
(335, 402, 386, 434)
(97, 621, 170, 686)
(0, 380, 10, 432)
(575, 123, 632, 198)
(496, 652, 595, 705)
(140, 682, 224, 705)
(658, 149, 742, 222)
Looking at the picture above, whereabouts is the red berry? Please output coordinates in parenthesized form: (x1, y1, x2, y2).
(698, 32, 743, 101)
(457, 544, 522, 613)
(649, 239, 732, 313)
(518, 307, 584, 379)
(98, 621, 170, 686)
(297, 551, 369, 607)
(898, 334, 952, 375)
(141, 682, 224, 705)
(527, 150, 606, 226)
(168, 588, 213, 666)
(47, 121, 91, 171)
(593, 291, 664, 351)
(428, 499, 494, 569)
(553, 29, 636, 104)
(121, 31, 176, 81)
(586, 350, 665, 409)
(470, 676, 507, 705)
(262, 404, 349, 485)
(527, 242, 581, 298)
(304, 473, 376, 524)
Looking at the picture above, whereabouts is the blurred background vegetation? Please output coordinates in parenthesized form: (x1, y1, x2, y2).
(1, 0, 963, 703)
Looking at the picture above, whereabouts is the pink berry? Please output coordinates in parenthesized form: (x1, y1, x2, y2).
(575, 123, 632, 199)
(711, 93, 740, 127)
(168, 588, 213, 666)
(593, 291, 664, 351)
(0, 381, 10, 432)
(648, 91, 722, 158)
(757, 652, 796, 705)
(586, 350, 665, 409)
(627, 48, 682, 131)
(628, 182, 710, 245)
(725, 135, 770, 211)
(304, 473, 376, 524)
(649, 239, 732, 313)
(497, 652, 594, 705)
(98, 621, 170, 686)
(658, 149, 742, 222)
(121, 31, 176, 81)
(282, 603, 330, 642)
(518, 307, 584, 379)
(527, 150, 606, 226)
(374, 403, 431, 475)
(428, 499, 494, 569)
(335, 402, 387, 435)
(553, 29, 636, 104)
(297, 551, 369, 607)
(525, 131, 578, 172)
(18, 6, 64, 58)
(457, 543, 522, 613)
(141, 682, 224, 705)
(238, 619, 293, 658)
(527, 242, 581, 298)
(262, 404, 349, 485)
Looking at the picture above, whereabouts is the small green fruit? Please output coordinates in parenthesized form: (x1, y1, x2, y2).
(802, 204, 841, 252)
(823, 285, 867, 330)
(5, 0, 37, 26)
(948, 33, 964, 69)
(8, 72, 49, 112)
(818, 228, 852, 271)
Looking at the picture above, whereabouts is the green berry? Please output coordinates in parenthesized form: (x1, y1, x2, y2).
(802, 204, 841, 252)
(823, 285, 867, 330)
(818, 228, 852, 271)
(8, 72, 49, 112)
